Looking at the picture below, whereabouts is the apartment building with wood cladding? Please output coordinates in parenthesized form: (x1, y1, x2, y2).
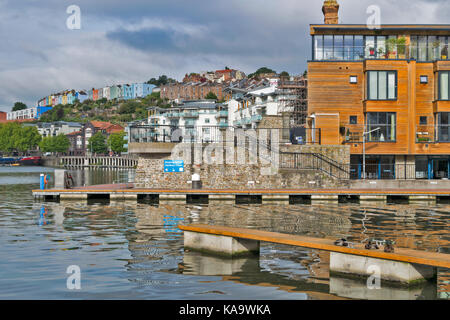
(308, 0, 450, 180)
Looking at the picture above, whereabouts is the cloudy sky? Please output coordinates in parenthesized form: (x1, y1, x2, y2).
(0, 0, 449, 111)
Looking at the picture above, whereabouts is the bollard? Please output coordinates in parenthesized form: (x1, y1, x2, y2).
(40, 174, 45, 190)
(192, 173, 202, 190)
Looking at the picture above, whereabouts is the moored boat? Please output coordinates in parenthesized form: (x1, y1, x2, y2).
(18, 156, 42, 166)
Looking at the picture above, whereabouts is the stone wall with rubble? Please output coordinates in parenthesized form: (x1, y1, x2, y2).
(134, 143, 350, 189)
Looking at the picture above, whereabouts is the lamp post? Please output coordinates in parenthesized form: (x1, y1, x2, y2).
(363, 127, 380, 179)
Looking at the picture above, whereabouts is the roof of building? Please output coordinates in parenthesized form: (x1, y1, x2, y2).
(310, 24, 450, 35)
(89, 121, 124, 133)
(66, 130, 82, 136)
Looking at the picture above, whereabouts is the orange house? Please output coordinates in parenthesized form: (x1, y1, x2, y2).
(308, 0, 450, 180)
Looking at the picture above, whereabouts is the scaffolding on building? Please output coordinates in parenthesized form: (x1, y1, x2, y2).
(277, 76, 308, 127)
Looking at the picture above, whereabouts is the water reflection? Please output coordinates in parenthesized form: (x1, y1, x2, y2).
(0, 170, 449, 299)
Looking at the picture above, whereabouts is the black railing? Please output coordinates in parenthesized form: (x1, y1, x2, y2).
(128, 125, 321, 145)
(350, 164, 419, 180)
(280, 152, 350, 179)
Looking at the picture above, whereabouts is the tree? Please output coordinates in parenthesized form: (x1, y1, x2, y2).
(147, 75, 176, 86)
(248, 67, 276, 79)
(107, 131, 127, 154)
(119, 101, 140, 114)
(15, 126, 42, 152)
(280, 71, 290, 77)
(12, 102, 27, 111)
(205, 92, 218, 100)
(39, 134, 70, 153)
(0, 123, 41, 154)
(88, 132, 107, 154)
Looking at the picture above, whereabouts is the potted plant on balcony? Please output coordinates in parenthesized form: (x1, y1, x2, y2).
(442, 44, 448, 60)
(386, 38, 397, 59)
(369, 47, 375, 57)
(377, 48, 386, 59)
(397, 37, 407, 59)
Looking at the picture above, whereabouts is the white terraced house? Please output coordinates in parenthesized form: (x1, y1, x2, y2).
(133, 100, 229, 143)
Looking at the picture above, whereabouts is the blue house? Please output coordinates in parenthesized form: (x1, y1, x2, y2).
(133, 83, 156, 99)
(122, 84, 133, 100)
(35, 106, 53, 119)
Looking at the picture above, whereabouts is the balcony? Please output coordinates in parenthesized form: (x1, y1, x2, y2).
(251, 114, 263, 122)
(185, 120, 196, 127)
(313, 44, 450, 62)
(166, 112, 180, 118)
(416, 125, 435, 143)
(182, 111, 199, 118)
(215, 110, 228, 118)
(218, 122, 228, 128)
(233, 119, 242, 126)
(242, 117, 251, 125)
(342, 124, 364, 143)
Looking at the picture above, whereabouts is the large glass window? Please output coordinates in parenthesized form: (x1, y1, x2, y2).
(367, 71, 397, 100)
(334, 35, 344, 60)
(324, 35, 333, 60)
(312, 35, 448, 61)
(354, 36, 364, 60)
(366, 112, 396, 142)
(314, 35, 323, 60)
(439, 71, 450, 100)
(437, 113, 450, 142)
(365, 36, 376, 59)
(344, 35, 353, 60)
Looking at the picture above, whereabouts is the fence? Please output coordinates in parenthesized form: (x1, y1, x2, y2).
(280, 152, 350, 179)
(279, 156, 426, 180)
(128, 125, 321, 145)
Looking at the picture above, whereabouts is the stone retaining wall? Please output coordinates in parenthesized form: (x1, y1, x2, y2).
(134, 144, 350, 189)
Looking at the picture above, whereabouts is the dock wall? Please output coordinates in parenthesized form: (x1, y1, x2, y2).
(134, 144, 351, 189)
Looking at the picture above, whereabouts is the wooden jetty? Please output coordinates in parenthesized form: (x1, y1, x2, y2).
(32, 186, 450, 203)
(179, 224, 450, 284)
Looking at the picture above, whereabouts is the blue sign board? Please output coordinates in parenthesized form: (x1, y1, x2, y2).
(164, 160, 184, 173)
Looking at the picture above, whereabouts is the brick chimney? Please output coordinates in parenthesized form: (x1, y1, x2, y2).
(322, 0, 339, 24)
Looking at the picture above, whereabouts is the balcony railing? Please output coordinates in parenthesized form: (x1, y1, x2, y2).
(128, 124, 321, 145)
(313, 45, 450, 62)
(215, 110, 228, 118)
(251, 114, 263, 122)
(182, 111, 199, 118)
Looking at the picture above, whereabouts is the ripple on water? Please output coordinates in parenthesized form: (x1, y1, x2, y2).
(0, 173, 449, 299)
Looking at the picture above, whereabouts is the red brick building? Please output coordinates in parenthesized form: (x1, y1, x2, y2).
(160, 83, 225, 101)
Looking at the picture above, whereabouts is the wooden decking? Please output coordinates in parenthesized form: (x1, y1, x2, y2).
(179, 224, 450, 269)
(32, 186, 450, 196)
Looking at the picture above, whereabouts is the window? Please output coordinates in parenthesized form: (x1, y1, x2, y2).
(366, 112, 396, 142)
(349, 76, 358, 84)
(205, 118, 210, 123)
(420, 75, 428, 84)
(350, 116, 358, 124)
(439, 71, 450, 100)
(437, 113, 450, 142)
(367, 71, 397, 100)
(420, 116, 428, 125)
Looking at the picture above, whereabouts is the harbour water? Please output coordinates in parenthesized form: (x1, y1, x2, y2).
(0, 166, 449, 300)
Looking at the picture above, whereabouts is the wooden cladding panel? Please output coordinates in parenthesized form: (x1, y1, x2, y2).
(309, 59, 450, 155)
